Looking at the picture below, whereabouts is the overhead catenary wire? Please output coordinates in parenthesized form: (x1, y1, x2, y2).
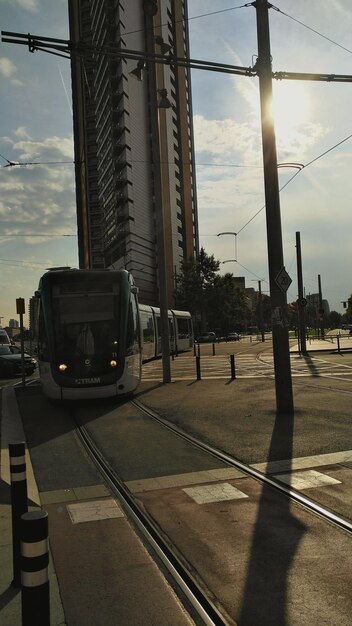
(271, 4, 352, 56)
(236, 130, 352, 235)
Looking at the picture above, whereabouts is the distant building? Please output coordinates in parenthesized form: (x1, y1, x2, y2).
(233, 277, 246, 290)
(306, 294, 330, 316)
(68, 0, 199, 307)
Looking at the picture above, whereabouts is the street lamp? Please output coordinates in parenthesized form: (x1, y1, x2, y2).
(217, 232, 237, 261)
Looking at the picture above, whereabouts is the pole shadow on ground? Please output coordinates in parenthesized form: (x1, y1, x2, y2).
(237, 409, 306, 626)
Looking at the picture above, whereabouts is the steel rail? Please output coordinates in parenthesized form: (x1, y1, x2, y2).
(132, 399, 352, 534)
(74, 417, 228, 626)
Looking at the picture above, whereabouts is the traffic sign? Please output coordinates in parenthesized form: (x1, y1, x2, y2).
(274, 267, 292, 293)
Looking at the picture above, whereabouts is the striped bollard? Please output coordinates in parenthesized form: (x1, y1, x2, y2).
(196, 355, 201, 380)
(21, 510, 50, 626)
(9, 441, 28, 587)
(230, 354, 236, 379)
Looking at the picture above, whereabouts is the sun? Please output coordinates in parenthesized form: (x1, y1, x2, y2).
(271, 81, 309, 138)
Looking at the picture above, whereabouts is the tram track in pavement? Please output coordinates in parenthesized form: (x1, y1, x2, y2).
(131, 399, 352, 533)
(68, 396, 352, 625)
(73, 409, 229, 626)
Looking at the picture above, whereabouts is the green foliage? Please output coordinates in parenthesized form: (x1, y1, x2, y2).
(174, 247, 219, 315)
(174, 248, 250, 333)
(345, 294, 352, 321)
(328, 310, 342, 328)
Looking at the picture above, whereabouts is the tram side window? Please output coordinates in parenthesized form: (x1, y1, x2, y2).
(126, 294, 140, 354)
(140, 311, 154, 343)
(176, 317, 190, 339)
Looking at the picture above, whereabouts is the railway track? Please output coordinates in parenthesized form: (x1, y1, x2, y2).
(71, 397, 351, 625)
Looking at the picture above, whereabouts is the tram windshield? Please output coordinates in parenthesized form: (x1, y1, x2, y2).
(52, 288, 119, 360)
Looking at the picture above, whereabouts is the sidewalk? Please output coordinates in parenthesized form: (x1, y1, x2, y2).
(0, 385, 196, 626)
(0, 385, 65, 625)
(290, 333, 352, 353)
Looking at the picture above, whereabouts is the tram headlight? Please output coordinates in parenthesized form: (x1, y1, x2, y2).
(58, 363, 68, 372)
(110, 359, 117, 368)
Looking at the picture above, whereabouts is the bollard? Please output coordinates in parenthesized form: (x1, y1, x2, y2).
(197, 343, 200, 357)
(196, 355, 201, 380)
(230, 354, 236, 379)
(337, 335, 341, 354)
(9, 442, 28, 587)
(193, 343, 196, 356)
(212, 342, 215, 356)
(21, 510, 50, 626)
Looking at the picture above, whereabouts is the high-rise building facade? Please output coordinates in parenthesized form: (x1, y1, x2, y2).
(68, 0, 199, 306)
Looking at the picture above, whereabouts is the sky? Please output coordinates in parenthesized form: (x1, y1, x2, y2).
(0, 0, 351, 327)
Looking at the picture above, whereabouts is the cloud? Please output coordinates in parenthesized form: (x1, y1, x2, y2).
(0, 0, 39, 11)
(0, 57, 22, 86)
(0, 130, 76, 244)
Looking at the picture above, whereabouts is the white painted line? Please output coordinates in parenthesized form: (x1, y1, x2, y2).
(252, 450, 352, 474)
(183, 482, 248, 504)
(274, 470, 341, 490)
(67, 498, 124, 524)
(126, 467, 245, 493)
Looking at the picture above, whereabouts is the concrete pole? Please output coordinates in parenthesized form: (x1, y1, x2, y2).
(295, 232, 307, 354)
(318, 274, 325, 339)
(144, 3, 171, 382)
(255, 0, 294, 414)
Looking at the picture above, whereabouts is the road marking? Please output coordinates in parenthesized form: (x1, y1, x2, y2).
(67, 499, 124, 524)
(252, 450, 352, 473)
(126, 467, 245, 493)
(183, 483, 248, 504)
(273, 470, 341, 490)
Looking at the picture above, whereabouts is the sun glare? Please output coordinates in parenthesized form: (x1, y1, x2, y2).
(271, 82, 309, 138)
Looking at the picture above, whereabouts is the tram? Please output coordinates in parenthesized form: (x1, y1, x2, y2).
(32, 268, 192, 400)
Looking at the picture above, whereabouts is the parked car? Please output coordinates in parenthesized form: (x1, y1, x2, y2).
(196, 332, 217, 343)
(0, 345, 37, 377)
(225, 332, 240, 342)
(0, 329, 11, 345)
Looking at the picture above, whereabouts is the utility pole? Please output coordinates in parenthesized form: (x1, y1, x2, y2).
(295, 232, 307, 355)
(258, 280, 265, 342)
(318, 274, 325, 339)
(144, 1, 171, 383)
(255, 0, 294, 414)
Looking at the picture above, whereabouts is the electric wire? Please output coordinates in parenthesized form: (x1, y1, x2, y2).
(236, 130, 352, 235)
(271, 4, 352, 55)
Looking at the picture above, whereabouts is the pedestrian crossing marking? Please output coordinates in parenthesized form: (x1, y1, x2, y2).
(142, 353, 352, 382)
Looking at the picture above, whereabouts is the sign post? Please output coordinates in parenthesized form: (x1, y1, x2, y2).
(16, 298, 26, 387)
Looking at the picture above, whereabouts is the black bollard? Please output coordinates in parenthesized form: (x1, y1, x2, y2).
(21, 510, 50, 626)
(9, 442, 28, 587)
(212, 342, 215, 356)
(196, 355, 201, 380)
(230, 354, 236, 379)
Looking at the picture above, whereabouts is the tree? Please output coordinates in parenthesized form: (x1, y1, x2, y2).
(328, 310, 342, 329)
(175, 248, 251, 334)
(345, 295, 352, 322)
(205, 273, 251, 334)
(174, 247, 219, 330)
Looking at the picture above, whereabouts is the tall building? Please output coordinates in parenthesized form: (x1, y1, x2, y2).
(68, 0, 199, 306)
